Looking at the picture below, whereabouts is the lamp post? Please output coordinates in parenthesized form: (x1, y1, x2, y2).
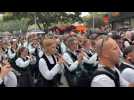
(93, 15, 95, 30)
(34, 15, 37, 31)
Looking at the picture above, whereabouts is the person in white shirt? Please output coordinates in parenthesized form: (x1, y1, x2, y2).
(63, 36, 84, 86)
(0, 62, 17, 87)
(90, 36, 134, 87)
(123, 31, 132, 48)
(60, 40, 67, 54)
(63, 36, 98, 87)
(17, 37, 27, 48)
(78, 37, 98, 64)
(119, 46, 134, 83)
(7, 39, 17, 60)
(15, 47, 34, 87)
(28, 35, 42, 57)
(27, 34, 37, 53)
(28, 36, 43, 85)
(37, 38, 65, 87)
(7, 39, 18, 66)
(2, 41, 8, 56)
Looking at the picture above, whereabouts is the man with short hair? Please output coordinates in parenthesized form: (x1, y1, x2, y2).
(119, 46, 134, 83)
(90, 36, 134, 87)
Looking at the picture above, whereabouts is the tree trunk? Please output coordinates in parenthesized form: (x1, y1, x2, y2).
(37, 23, 42, 30)
(43, 21, 50, 33)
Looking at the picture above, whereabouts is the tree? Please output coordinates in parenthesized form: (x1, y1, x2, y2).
(0, 18, 30, 33)
(2, 12, 83, 32)
(83, 12, 108, 28)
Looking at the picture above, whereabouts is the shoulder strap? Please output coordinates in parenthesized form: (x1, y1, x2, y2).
(66, 50, 77, 62)
(89, 69, 120, 87)
(119, 63, 134, 72)
(41, 54, 56, 70)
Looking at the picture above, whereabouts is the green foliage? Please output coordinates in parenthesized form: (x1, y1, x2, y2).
(83, 13, 105, 28)
(2, 12, 83, 31)
(0, 18, 30, 33)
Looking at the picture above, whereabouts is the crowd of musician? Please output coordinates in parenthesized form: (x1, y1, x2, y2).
(0, 27, 134, 87)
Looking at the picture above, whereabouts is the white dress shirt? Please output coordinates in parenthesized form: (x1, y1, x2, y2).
(60, 41, 67, 54)
(28, 44, 36, 54)
(0, 71, 17, 87)
(15, 57, 30, 68)
(38, 48, 44, 58)
(28, 43, 43, 58)
(39, 54, 63, 80)
(18, 41, 28, 48)
(91, 65, 129, 87)
(63, 51, 98, 72)
(7, 48, 16, 59)
(4, 71, 17, 87)
(63, 52, 79, 72)
(124, 41, 130, 48)
(23, 41, 28, 48)
(121, 62, 134, 83)
(83, 53, 98, 66)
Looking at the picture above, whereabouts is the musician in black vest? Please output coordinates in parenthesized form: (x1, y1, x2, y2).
(37, 39, 64, 87)
(80, 38, 98, 74)
(27, 36, 43, 85)
(1, 41, 8, 58)
(15, 47, 34, 87)
(7, 39, 18, 71)
(63, 36, 98, 87)
(8, 39, 18, 58)
(119, 45, 134, 83)
(81, 39, 97, 59)
(90, 36, 134, 87)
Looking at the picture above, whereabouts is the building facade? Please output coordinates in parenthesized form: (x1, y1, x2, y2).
(109, 12, 134, 30)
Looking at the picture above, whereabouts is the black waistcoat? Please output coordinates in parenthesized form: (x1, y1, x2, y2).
(64, 50, 84, 87)
(15, 57, 31, 74)
(37, 54, 59, 87)
(89, 67, 120, 87)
